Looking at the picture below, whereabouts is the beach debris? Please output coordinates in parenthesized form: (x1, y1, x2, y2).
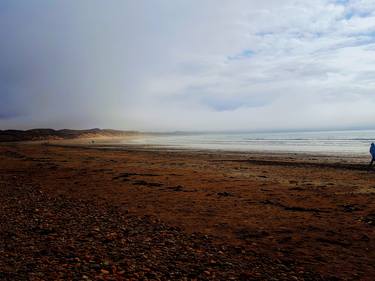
(289, 187, 304, 191)
(170, 185, 183, 192)
(362, 213, 375, 226)
(217, 191, 233, 197)
(235, 228, 270, 240)
(133, 180, 163, 187)
(340, 204, 362, 212)
(316, 238, 352, 247)
(113, 172, 159, 180)
(259, 200, 327, 213)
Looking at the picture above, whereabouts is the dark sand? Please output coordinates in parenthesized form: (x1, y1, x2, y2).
(1, 141, 374, 280)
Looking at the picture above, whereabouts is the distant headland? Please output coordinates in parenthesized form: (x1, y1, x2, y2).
(0, 128, 139, 142)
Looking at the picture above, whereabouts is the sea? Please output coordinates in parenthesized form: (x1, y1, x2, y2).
(120, 130, 375, 156)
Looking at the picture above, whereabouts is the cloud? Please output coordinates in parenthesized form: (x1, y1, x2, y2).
(0, 0, 375, 131)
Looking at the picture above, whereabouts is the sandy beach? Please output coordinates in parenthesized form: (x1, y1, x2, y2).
(1, 141, 375, 280)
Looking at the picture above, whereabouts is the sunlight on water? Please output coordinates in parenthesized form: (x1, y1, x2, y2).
(124, 130, 375, 155)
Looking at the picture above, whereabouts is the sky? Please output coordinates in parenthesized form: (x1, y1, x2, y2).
(1, 0, 375, 132)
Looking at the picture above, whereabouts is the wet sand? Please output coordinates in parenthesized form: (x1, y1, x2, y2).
(1, 141, 375, 280)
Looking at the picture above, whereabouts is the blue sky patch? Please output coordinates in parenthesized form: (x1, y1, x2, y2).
(201, 96, 268, 112)
(227, 49, 255, 60)
(345, 9, 372, 20)
(334, 0, 349, 5)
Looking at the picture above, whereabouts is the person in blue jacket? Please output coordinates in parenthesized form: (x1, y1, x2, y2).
(370, 143, 375, 168)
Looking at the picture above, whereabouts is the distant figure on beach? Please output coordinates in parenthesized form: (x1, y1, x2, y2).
(370, 143, 375, 169)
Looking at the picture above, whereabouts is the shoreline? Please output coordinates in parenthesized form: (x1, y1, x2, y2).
(4, 130, 372, 158)
(46, 138, 372, 167)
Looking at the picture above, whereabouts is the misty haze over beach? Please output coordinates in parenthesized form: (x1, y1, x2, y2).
(1, 0, 375, 132)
